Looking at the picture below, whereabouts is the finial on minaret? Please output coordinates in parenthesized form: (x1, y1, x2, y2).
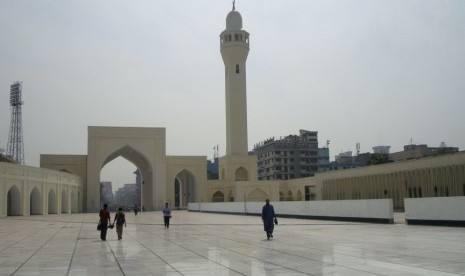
(232, 0, 235, 11)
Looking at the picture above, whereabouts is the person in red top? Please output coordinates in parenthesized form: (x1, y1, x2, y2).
(99, 203, 111, 241)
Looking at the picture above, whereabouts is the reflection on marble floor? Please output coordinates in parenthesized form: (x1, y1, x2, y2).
(1, 211, 464, 275)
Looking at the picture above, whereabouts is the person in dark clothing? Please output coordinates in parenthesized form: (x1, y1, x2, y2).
(162, 203, 172, 229)
(113, 207, 126, 240)
(261, 199, 276, 240)
(134, 204, 138, 216)
(99, 203, 111, 241)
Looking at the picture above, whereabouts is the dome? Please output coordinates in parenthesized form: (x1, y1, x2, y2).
(226, 10, 242, 30)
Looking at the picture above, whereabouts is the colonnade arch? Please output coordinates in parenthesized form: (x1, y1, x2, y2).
(30, 187, 42, 215)
(61, 190, 68, 213)
(7, 185, 21, 216)
(48, 189, 57, 214)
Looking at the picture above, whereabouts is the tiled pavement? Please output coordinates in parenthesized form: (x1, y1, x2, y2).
(1, 211, 464, 275)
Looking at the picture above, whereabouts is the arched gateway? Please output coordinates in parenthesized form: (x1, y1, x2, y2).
(85, 126, 208, 212)
(87, 127, 167, 212)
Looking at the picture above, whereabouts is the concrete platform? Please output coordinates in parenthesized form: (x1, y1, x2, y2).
(1, 211, 464, 275)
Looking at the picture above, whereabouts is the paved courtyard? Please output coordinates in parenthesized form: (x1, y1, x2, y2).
(1, 210, 464, 276)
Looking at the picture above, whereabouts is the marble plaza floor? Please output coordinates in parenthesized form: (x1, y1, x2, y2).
(1, 211, 465, 276)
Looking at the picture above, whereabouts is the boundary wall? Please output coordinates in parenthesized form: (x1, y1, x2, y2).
(405, 196, 465, 226)
(188, 199, 394, 223)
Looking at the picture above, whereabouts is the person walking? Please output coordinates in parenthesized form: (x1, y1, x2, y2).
(162, 203, 172, 229)
(99, 203, 111, 241)
(134, 204, 138, 216)
(261, 199, 277, 240)
(113, 207, 127, 240)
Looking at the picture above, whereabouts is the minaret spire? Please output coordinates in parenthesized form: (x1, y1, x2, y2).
(220, 6, 249, 156)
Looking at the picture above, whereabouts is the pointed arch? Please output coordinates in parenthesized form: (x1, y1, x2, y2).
(247, 188, 268, 202)
(235, 167, 248, 181)
(30, 187, 42, 215)
(48, 189, 57, 214)
(174, 169, 196, 208)
(7, 185, 22, 216)
(212, 191, 225, 202)
(61, 190, 68, 213)
(100, 146, 149, 211)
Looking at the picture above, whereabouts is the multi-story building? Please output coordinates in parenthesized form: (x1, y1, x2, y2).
(100, 181, 114, 206)
(389, 144, 459, 162)
(318, 147, 330, 172)
(253, 130, 319, 180)
(114, 183, 137, 209)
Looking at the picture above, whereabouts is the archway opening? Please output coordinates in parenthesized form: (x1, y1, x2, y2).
(30, 187, 42, 215)
(48, 189, 57, 214)
(212, 191, 225, 202)
(61, 190, 68, 213)
(174, 169, 196, 209)
(7, 185, 22, 216)
(247, 188, 267, 202)
(101, 156, 143, 212)
(71, 191, 77, 213)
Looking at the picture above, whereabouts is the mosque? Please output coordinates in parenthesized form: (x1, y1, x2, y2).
(1, 5, 465, 216)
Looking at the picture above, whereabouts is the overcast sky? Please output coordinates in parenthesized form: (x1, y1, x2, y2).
(1, 0, 464, 191)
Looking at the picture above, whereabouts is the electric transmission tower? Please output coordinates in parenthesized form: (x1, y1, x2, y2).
(7, 81, 25, 164)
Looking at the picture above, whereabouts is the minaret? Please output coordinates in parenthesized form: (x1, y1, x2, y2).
(220, 3, 250, 156)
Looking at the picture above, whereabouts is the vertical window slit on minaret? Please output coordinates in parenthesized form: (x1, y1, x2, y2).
(236, 64, 239, 73)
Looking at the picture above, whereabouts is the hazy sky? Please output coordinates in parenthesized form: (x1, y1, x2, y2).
(1, 0, 464, 190)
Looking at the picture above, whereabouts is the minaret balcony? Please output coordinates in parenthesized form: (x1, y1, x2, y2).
(220, 31, 249, 46)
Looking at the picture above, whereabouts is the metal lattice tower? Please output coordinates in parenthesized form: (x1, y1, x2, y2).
(6, 81, 25, 164)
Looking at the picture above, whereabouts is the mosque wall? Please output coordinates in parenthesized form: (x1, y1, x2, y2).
(0, 162, 82, 217)
(319, 152, 465, 210)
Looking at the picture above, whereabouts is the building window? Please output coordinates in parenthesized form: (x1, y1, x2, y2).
(236, 64, 239, 74)
(235, 167, 248, 181)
